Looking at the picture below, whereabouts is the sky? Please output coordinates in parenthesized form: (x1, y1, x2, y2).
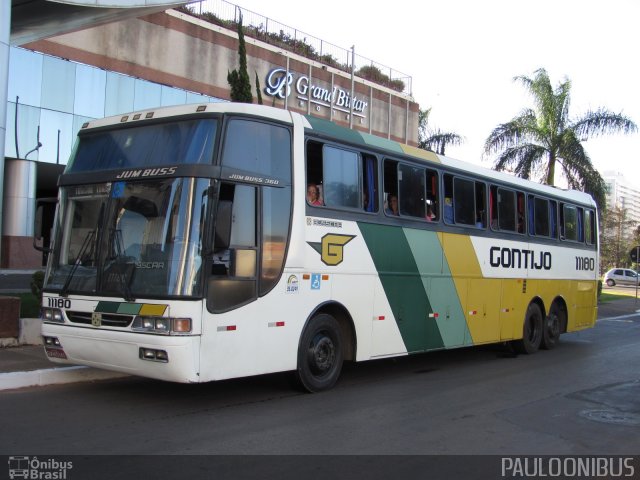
(234, 0, 639, 184)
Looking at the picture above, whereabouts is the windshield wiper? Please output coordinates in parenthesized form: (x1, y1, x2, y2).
(104, 228, 136, 302)
(60, 230, 96, 297)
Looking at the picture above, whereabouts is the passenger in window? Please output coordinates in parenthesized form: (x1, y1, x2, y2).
(476, 210, 485, 228)
(517, 213, 525, 233)
(385, 194, 399, 216)
(443, 197, 454, 224)
(426, 204, 436, 221)
(307, 183, 323, 206)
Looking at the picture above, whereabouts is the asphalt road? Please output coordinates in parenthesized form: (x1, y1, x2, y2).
(1, 300, 639, 477)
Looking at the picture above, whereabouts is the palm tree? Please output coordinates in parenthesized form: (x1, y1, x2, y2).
(484, 68, 636, 208)
(418, 107, 464, 155)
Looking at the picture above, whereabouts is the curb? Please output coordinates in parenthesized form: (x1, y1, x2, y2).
(0, 366, 129, 391)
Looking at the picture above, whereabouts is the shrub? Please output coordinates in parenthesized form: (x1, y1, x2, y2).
(355, 65, 405, 92)
(31, 271, 45, 300)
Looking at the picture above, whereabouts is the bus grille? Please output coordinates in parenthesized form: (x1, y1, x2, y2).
(66, 311, 134, 328)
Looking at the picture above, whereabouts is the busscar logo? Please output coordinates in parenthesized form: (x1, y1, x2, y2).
(307, 234, 355, 266)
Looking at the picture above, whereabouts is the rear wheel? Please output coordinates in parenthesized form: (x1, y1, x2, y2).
(513, 303, 543, 354)
(295, 314, 343, 392)
(541, 303, 564, 350)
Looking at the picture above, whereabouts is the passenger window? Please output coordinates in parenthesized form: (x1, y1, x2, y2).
(398, 164, 426, 218)
(585, 209, 596, 245)
(561, 204, 578, 241)
(322, 146, 360, 208)
(516, 192, 526, 234)
(453, 177, 475, 226)
(362, 154, 378, 212)
(534, 197, 550, 237)
(549, 200, 558, 239)
(474, 181, 486, 228)
(425, 169, 439, 221)
(306, 140, 377, 212)
(443, 174, 485, 228)
(383, 159, 399, 217)
(491, 186, 516, 231)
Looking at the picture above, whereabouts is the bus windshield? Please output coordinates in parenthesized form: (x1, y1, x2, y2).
(46, 177, 210, 298)
(66, 118, 217, 172)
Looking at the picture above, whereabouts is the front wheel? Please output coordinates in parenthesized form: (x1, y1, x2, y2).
(295, 314, 343, 392)
(606, 279, 615, 287)
(513, 303, 543, 354)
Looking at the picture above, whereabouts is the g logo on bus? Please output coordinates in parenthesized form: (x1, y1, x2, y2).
(308, 234, 355, 266)
(91, 312, 102, 327)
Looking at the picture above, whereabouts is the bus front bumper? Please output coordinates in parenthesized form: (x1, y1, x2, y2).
(41, 323, 201, 383)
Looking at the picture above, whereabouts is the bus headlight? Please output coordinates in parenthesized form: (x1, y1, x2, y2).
(132, 316, 192, 335)
(41, 307, 64, 323)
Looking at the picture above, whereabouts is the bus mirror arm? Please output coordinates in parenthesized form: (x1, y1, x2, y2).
(33, 197, 58, 253)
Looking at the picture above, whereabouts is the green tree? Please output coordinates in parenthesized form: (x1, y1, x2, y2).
(600, 205, 636, 271)
(484, 68, 637, 208)
(418, 107, 463, 155)
(255, 71, 263, 105)
(227, 12, 253, 103)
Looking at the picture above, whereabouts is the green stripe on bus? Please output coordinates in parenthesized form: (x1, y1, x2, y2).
(360, 132, 405, 154)
(404, 229, 472, 348)
(305, 116, 365, 145)
(358, 222, 444, 352)
(117, 303, 142, 315)
(95, 301, 120, 313)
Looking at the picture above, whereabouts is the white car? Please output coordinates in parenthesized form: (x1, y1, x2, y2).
(604, 268, 639, 287)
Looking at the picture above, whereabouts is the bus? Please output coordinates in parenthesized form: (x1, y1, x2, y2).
(37, 103, 599, 392)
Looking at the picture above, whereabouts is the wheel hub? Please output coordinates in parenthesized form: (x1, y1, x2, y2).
(308, 333, 335, 375)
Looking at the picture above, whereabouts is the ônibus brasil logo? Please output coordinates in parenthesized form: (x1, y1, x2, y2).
(8, 456, 73, 479)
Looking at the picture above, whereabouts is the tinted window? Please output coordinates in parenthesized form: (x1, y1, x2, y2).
(585, 209, 596, 245)
(398, 164, 426, 218)
(496, 188, 516, 231)
(562, 204, 578, 241)
(322, 146, 360, 208)
(453, 177, 475, 226)
(534, 197, 550, 237)
(69, 119, 217, 172)
(223, 119, 291, 181)
(261, 186, 291, 295)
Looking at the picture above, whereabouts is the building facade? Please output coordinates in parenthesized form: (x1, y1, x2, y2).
(3, 5, 419, 269)
(603, 171, 640, 236)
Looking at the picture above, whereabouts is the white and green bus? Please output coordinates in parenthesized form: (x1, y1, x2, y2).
(38, 103, 599, 391)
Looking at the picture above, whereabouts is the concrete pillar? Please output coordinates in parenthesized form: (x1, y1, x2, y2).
(3, 159, 36, 237)
(0, 1, 10, 262)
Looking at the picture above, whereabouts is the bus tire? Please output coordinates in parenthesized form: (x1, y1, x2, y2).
(513, 303, 543, 354)
(295, 314, 343, 392)
(541, 304, 563, 350)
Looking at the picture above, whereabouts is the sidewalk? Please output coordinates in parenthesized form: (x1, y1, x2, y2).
(0, 296, 638, 392)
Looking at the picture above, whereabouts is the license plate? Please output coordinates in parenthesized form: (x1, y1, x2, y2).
(45, 347, 67, 359)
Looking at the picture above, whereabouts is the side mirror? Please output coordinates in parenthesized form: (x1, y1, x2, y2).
(33, 197, 57, 253)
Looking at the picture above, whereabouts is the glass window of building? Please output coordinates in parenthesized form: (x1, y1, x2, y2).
(41, 55, 76, 113)
(74, 64, 106, 118)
